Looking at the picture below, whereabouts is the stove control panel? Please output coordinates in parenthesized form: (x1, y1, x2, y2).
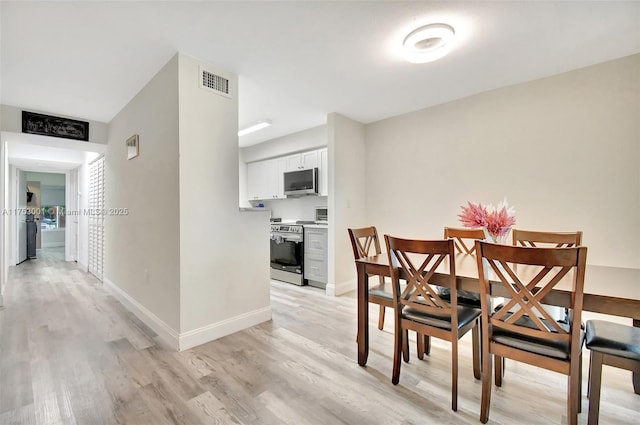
(271, 224, 303, 233)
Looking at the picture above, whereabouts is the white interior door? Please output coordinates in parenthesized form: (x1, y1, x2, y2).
(17, 169, 27, 264)
(88, 157, 104, 281)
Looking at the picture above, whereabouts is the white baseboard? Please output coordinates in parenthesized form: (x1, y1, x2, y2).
(326, 278, 356, 297)
(103, 277, 272, 352)
(103, 278, 180, 350)
(179, 306, 272, 351)
(77, 260, 88, 272)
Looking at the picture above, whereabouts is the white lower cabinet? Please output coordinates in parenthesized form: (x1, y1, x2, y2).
(304, 226, 328, 289)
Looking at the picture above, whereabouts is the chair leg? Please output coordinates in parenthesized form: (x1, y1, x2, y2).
(587, 352, 603, 425)
(416, 333, 424, 360)
(402, 329, 409, 363)
(423, 334, 431, 355)
(480, 351, 492, 423)
(494, 355, 503, 387)
(451, 339, 458, 411)
(377, 305, 385, 330)
(578, 355, 583, 413)
(392, 319, 403, 385)
(587, 354, 592, 398)
(568, 355, 581, 425)
(472, 323, 481, 380)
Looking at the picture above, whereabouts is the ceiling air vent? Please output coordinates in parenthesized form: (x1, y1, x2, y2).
(200, 66, 231, 98)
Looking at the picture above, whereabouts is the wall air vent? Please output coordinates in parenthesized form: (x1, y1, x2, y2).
(200, 66, 231, 98)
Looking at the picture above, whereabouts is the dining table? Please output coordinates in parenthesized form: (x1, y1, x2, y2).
(355, 252, 640, 394)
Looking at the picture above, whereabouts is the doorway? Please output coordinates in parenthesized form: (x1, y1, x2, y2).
(0, 131, 106, 302)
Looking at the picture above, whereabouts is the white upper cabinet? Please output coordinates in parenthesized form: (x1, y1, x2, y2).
(274, 156, 288, 198)
(284, 153, 301, 171)
(247, 159, 286, 200)
(301, 150, 319, 169)
(247, 160, 266, 201)
(285, 150, 318, 171)
(247, 147, 328, 201)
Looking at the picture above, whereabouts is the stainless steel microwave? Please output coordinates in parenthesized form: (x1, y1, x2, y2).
(284, 168, 318, 196)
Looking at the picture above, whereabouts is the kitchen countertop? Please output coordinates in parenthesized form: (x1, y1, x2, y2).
(302, 223, 328, 229)
(270, 220, 329, 227)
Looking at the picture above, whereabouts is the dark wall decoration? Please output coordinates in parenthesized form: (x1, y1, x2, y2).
(22, 111, 89, 141)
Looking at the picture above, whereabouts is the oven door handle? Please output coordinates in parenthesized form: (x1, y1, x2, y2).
(271, 234, 303, 243)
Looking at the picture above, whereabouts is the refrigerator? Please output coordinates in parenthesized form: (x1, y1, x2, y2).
(26, 213, 37, 258)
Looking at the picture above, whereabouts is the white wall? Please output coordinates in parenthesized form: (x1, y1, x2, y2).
(65, 169, 77, 262)
(1, 104, 108, 144)
(259, 195, 328, 222)
(76, 160, 91, 270)
(7, 165, 16, 266)
(25, 172, 65, 206)
(241, 125, 327, 163)
(41, 186, 64, 206)
(0, 149, 5, 307)
(365, 54, 640, 269)
(104, 54, 181, 332)
(327, 113, 366, 295)
(0, 9, 3, 305)
(25, 171, 65, 186)
(178, 54, 270, 346)
(41, 228, 64, 248)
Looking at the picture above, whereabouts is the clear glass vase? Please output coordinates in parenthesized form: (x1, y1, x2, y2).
(482, 227, 512, 244)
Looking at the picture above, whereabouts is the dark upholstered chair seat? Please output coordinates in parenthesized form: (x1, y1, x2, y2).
(585, 320, 640, 424)
(369, 285, 392, 300)
(436, 287, 481, 307)
(586, 320, 640, 361)
(403, 305, 481, 330)
(492, 314, 584, 360)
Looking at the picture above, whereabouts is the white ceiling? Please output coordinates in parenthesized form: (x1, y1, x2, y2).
(1, 1, 639, 147)
(6, 132, 106, 171)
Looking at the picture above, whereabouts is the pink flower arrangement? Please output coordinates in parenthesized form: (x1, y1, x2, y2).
(458, 198, 516, 238)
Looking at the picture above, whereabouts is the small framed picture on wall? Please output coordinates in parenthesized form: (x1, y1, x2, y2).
(126, 134, 139, 160)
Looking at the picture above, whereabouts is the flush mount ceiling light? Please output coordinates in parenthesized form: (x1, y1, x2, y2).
(402, 23, 455, 64)
(238, 120, 272, 137)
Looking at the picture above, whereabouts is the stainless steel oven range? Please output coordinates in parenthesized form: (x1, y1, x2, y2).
(270, 224, 305, 285)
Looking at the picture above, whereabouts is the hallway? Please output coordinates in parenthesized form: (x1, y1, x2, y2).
(0, 248, 160, 424)
(0, 250, 638, 425)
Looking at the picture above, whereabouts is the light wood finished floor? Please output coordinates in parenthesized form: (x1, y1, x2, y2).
(1, 248, 638, 424)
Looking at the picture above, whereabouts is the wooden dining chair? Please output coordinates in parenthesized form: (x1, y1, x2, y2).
(385, 236, 481, 411)
(499, 229, 585, 379)
(348, 226, 421, 361)
(474, 241, 587, 425)
(512, 229, 583, 248)
(444, 227, 485, 255)
(585, 320, 640, 425)
(443, 227, 485, 307)
(348, 226, 390, 331)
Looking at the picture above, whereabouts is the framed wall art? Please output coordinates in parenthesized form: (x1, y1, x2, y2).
(22, 111, 89, 141)
(126, 134, 139, 160)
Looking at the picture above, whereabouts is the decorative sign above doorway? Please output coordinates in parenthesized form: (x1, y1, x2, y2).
(22, 110, 89, 141)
